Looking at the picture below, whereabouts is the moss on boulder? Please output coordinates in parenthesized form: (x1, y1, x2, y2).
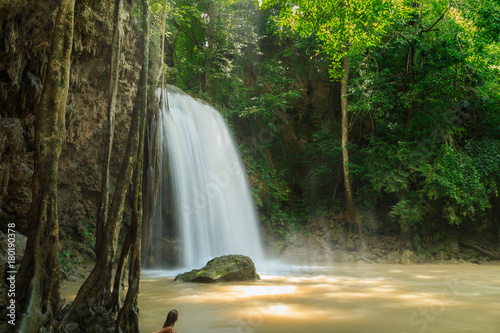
(174, 254, 260, 283)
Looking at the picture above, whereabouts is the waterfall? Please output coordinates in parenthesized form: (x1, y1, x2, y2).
(147, 85, 264, 269)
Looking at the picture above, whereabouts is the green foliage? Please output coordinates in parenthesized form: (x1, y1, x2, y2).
(261, 0, 402, 78)
(239, 135, 291, 204)
(261, 206, 303, 237)
(388, 198, 431, 232)
(298, 125, 344, 206)
(59, 248, 78, 272)
(421, 144, 489, 223)
(165, 0, 259, 107)
(412, 234, 434, 258)
(163, 0, 500, 241)
(82, 214, 97, 249)
(240, 58, 302, 120)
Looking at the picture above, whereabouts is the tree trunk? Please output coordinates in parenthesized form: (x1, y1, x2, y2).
(142, 106, 161, 265)
(142, 0, 162, 264)
(109, 228, 132, 312)
(340, 55, 362, 238)
(96, 0, 123, 255)
(405, 45, 415, 86)
(116, 2, 149, 331)
(155, 0, 167, 85)
(202, 0, 215, 95)
(404, 1, 418, 86)
(16, 0, 76, 331)
(116, 75, 146, 333)
(458, 240, 500, 260)
(58, 18, 146, 330)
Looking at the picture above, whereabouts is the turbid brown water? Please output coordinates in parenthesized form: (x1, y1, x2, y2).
(61, 263, 500, 333)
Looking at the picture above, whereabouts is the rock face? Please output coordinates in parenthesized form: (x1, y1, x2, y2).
(331, 249, 356, 263)
(175, 255, 260, 283)
(400, 250, 418, 265)
(0, 119, 31, 220)
(0, 1, 143, 236)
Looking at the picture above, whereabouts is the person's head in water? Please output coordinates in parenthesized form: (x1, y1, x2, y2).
(163, 309, 178, 328)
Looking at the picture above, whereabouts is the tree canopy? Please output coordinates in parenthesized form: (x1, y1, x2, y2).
(261, 0, 401, 78)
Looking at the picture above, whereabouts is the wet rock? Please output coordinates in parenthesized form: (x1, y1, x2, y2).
(375, 257, 387, 264)
(345, 236, 356, 251)
(435, 251, 447, 261)
(325, 229, 340, 247)
(0, 118, 26, 215)
(461, 249, 477, 260)
(64, 322, 81, 333)
(0, 262, 6, 309)
(0, 118, 23, 156)
(83, 305, 115, 333)
(175, 254, 260, 283)
(444, 235, 460, 253)
(289, 233, 307, 248)
(265, 237, 287, 258)
(429, 242, 445, 255)
(356, 239, 369, 253)
(280, 232, 329, 261)
(313, 235, 328, 248)
(387, 250, 400, 264)
(357, 240, 377, 262)
(400, 250, 418, 265)
(336, 232, 347, 249)
(360, 252, 379, 262)
(0, 231, 27, 264)
(332, 249, 356, 263)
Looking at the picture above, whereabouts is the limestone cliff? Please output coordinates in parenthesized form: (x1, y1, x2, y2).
(0, 0, 144, 260)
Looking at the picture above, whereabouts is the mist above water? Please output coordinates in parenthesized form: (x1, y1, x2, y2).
(149, 85, 264, 269)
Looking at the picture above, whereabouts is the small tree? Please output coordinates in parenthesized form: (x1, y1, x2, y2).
(260, 0, 401, 236)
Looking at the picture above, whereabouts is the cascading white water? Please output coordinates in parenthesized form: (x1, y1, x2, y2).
(151, 85, 264, 269)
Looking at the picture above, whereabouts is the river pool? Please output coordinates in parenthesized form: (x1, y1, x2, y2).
(61, 263, 500, 333)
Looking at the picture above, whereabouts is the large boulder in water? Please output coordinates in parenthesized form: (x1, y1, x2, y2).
(175, 255, 260, 283)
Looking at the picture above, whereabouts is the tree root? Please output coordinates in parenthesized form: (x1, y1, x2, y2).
(459, 240, 500, 260)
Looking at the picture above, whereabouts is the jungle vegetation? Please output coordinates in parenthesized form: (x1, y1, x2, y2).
(162, 0, 500, 247)
(9, 0, 500, 331)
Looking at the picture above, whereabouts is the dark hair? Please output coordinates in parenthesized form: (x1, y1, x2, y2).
(163, 309, 178, 328)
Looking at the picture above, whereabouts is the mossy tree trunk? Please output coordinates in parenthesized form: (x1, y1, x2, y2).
(142, 0, 163, 264)
(58, 76, 143, 327)
(116, 1, 149, 331)
(109, 224, 132, 312)
(142, 108, 160, 265)
(58, 6, 148, 331)
(155, 0, 167, 85)
(16, 0, 76, 331)
(115, 72, 147, 333)
(340, 55, 362, 239)
(96, 0, 124, 255)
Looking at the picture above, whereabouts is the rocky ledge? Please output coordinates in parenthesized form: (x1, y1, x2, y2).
(175, 254, 260, 283)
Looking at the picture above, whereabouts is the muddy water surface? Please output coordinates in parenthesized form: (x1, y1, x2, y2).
(62, 263, 500, 333)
